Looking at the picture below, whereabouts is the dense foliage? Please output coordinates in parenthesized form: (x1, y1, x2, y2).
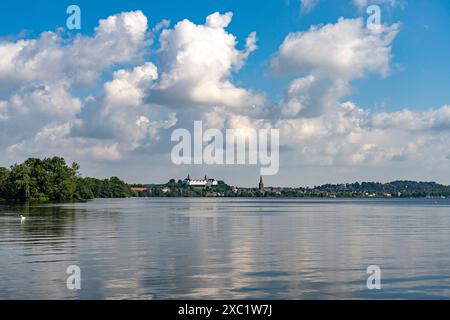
(0, 157, 132, 202)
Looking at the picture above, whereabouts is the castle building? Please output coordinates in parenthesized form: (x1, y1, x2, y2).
(183, 175, 218, 187)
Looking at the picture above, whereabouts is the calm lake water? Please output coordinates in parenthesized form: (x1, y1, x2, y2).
(1, 198, 450, 300)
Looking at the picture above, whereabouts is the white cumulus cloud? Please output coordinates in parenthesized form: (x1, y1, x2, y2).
(149, 12, 264, 109)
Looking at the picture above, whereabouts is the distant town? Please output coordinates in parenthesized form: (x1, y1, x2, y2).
(130, 175, 450, 199)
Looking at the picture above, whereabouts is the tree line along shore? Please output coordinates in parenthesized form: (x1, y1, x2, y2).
(1, 157, 450, 202)
(0, 157, 133, 202)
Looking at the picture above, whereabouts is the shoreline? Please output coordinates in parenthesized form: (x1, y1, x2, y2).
(3, 196, 449, 206)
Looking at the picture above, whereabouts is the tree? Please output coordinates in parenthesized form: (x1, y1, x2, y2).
(0, 167, 10, 198)
(74, 177, 94, 200)
(8, 164, 32, 201)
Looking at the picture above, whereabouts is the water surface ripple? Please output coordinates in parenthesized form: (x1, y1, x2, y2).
(1, 198, 450, 299)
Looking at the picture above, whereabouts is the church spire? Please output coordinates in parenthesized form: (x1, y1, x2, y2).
(259, 176, 264, 191)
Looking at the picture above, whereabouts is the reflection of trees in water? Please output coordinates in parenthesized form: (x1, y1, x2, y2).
(6, 203, 88, 243)
(26, 206, 77, 238)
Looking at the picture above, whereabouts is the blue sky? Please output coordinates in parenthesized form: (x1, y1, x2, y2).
(1, 0, 449, 111)
(1, 0, 450, 186)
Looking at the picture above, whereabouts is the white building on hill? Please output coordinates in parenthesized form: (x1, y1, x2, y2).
(183, 175, 218, 187)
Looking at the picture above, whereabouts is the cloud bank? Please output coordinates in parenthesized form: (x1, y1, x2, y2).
(1, 10, 449, 184)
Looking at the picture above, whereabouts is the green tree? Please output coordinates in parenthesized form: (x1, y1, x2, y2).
(0, 167, 10, 198)
(41, 157, 78, 201)
(8, 164, 32, 201)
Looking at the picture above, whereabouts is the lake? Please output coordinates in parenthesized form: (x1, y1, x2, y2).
(1, 198, 450, 300)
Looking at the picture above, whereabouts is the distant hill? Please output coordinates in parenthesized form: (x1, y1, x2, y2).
(314, 181, 450, 197)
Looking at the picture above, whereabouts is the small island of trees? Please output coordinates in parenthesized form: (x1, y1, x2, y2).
(0, 157, 132, 202)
